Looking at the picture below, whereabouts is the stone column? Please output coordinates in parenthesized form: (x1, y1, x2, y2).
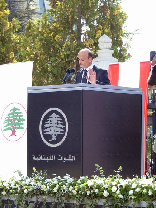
(93, 34, 118, 70)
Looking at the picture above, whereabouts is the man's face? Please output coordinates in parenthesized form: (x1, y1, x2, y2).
(152, 54, 156, 66)
(78, 51, 92, 69)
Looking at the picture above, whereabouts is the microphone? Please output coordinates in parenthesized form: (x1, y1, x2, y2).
(66, 68, 75, 83)
(62, 69, 70, 83)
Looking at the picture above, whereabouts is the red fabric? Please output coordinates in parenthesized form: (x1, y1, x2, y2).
(139, 61, 151, 175)
(108, 61, 151, 175)
(108, 63, 119, 86)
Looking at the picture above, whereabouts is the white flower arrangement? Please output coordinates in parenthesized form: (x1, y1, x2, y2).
(0, 167, 156, 207)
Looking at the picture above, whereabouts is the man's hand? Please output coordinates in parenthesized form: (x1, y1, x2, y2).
(86, 68, 96, 84)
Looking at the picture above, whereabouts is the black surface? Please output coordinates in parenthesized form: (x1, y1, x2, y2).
(83, 90, 142, 178)
(27, 90, 82, 178)
(27, 87, 142, 179)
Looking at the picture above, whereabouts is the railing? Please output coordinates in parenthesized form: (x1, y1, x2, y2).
(2, 196, 156, 208)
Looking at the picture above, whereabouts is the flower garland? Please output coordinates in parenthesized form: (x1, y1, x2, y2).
(0, 168, 156, 208)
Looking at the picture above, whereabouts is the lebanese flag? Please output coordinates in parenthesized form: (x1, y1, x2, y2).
(108, 61, 151, 175)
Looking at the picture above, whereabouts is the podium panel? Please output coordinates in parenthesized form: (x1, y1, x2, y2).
(27, 84, 143, 178)
(27, 89, 82, 178)
(83, 90, 142, 178)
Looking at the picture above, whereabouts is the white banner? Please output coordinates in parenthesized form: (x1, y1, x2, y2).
(118, 61, 141, 88)
(0, 61, 33, 179)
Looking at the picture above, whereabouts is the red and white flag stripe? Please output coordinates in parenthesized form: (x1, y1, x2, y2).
(108, 61, 151, 175)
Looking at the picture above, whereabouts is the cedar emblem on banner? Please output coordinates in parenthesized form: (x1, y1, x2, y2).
(1, 103, 27, 142)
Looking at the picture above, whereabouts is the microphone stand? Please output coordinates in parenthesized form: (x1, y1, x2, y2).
(66, 69, 75, 83)
(62, 69, 70, 84)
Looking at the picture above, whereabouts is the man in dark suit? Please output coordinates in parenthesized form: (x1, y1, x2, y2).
(75, 48, 110, 85)
(148, 52, 156, 89)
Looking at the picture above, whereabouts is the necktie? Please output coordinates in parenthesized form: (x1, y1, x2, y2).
(82, 69, 87, 83)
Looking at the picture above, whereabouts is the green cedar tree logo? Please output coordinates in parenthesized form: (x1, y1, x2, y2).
(3, 107, 25, 137)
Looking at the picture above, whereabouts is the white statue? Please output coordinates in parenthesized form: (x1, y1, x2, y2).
(93, 34, 118, 70)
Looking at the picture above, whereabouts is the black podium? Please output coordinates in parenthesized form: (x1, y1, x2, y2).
(27, 84, 143, 178)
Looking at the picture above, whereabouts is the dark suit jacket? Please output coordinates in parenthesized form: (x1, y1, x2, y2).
(75, 65, 111, 85)
(148, 65, 156, 86)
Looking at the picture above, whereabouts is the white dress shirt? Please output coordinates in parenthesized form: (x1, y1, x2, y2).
(82, 64, 93, 80)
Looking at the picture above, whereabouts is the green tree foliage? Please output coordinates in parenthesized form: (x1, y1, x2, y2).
(48, 0, 131, 61)
(0, 0, 20, 64)
(2, 0, 132, 86)
(93, 0, 131, 61)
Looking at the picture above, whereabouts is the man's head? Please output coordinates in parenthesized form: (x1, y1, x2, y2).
(150, 51, 156, 61)
(77, 48, 93, 69)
